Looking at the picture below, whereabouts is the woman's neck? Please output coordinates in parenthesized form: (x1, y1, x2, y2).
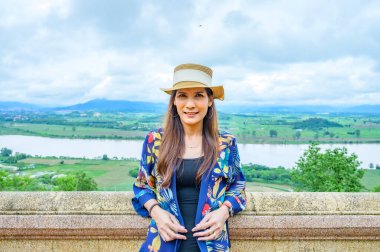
(182, 122, 203, 138)
(182, 123, 203, 159)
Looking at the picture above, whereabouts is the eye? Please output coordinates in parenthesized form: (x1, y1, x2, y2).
(195, 93, 205, 97)
(177, 93, 186, 98)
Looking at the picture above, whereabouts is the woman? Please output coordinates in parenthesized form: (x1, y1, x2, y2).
(132, 63, 246, 252)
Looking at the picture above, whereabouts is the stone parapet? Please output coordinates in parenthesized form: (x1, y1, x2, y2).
(0, 192, 379, 251)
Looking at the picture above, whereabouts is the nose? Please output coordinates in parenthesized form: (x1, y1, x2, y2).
(185, 98, 196, 109)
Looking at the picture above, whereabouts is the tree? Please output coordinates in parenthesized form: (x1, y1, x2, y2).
(269, 129, 277, 137)
(102, 154, 109, 160)
(129, 167, 139, 178)
(53, 172, 97, 191)
(1, 147, 12, 157)
(54, 176, 76, 191)
(0, 171, 45, 191)
(1, 171, 97, 191)
(75, 172, 98, 191)
(314, 132, 319, 140)
(355, 129, 360, 137)
(15, 152, 28, 161)
(293, 118, 343, 130)
(294, 131, 301, 140)
(0, 170, 9, 190)
(291, 143, 364, 192)
(373, 186, 380, 192)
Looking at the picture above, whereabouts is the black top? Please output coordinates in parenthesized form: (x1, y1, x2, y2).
(176, 156, 203, 252)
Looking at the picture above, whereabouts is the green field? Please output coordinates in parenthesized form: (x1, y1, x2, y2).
(11, 157, 379, 192)
(361, 169, 380, 191)
(224, 113, 380, 144)
(0, 123, 148, 140)
(18, 157, 294, 192)
(246, 181, 294, 192)
(2, 110, 379, 192)
(1, 111, 380, 144)
(19, 157, 140, 191)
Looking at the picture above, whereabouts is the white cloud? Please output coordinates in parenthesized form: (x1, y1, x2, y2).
(0, 0, 379, 106)
(222, 57, 380, 105)
(0, 0, 70, 28)
(84, 76, 112, 99)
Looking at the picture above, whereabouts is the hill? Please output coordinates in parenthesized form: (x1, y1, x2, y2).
(56, 99, 167, 113)
(1, 99, 380, 114)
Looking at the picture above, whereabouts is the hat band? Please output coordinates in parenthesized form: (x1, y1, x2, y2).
(172, 81, 208, 89)
(173, 69, 212, 86)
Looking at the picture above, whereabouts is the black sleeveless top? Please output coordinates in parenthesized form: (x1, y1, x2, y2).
(176, 157, 203, 252)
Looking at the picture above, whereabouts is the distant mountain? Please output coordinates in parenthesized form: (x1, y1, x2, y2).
(1, 99, 379, 114)
(217, 104, 380, 114)
(53, 101, 380, 114)
(0, 101, 40, 111)
(345, 105, 380, 114)
(218, 105, 332, 113)
(56, 99, 167, 113)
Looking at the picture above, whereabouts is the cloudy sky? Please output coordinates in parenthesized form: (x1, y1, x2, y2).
(1, 0, 379, 106)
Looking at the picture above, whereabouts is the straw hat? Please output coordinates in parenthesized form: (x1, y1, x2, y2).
(160, 63, 224, 100)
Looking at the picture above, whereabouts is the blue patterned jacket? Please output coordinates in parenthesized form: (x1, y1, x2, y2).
(132, 128, 247, 252)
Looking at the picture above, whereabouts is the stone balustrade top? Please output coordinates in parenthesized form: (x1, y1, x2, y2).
(0, 191, 379, 215)
(1, 192, 380, 251)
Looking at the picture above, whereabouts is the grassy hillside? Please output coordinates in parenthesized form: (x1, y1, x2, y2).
(19, 157, 139, 191)
(361, 169, 380, 191)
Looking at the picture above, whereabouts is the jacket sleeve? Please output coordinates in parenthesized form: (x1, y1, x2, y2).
(131, 132, 157, 217)
(224, 137, 247, 215)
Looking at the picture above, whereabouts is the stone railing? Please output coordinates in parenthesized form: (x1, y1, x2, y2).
(0, 192, 379, 251)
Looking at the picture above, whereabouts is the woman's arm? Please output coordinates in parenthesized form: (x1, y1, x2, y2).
(144, 198, 188, 242)
(132, 130, 187, 241)
(223, 137, 247, 215)
(193, 136, 247, 241)
(131, 132, 158, 217)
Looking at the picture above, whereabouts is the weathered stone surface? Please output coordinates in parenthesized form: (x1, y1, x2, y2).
(233, 240, 380, 252)
(250, 192, 380, 215)
(0, 192, 135, 215)
(1, 192, 379, 215)
(0, 192, 379, 251)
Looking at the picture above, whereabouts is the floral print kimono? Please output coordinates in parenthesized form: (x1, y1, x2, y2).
(132, 128, 247, 252)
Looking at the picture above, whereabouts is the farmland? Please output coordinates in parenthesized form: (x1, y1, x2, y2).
(1, 111, 380, 144)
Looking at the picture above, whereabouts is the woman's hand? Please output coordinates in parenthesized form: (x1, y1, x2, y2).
(192, 205, 229, 241)
(150, 206, 188, 242)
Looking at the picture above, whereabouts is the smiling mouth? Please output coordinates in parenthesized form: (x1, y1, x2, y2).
(184, 112, 199, 115)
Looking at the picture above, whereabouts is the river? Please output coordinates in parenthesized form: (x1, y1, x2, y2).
(0, 135, 379, 168)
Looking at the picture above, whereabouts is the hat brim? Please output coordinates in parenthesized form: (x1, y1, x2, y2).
(160, 81, 224, 101)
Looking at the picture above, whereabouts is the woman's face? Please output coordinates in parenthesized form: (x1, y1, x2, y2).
(174, 87, 213, 128)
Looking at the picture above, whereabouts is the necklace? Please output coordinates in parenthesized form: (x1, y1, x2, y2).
(186, 145, 200, 149)
(185, 136, 202, 149)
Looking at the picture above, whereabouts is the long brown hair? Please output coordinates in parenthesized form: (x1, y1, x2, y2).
(157, 88, 219, 188)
